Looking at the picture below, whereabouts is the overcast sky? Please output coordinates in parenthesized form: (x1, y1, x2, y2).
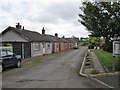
(0, 0, 89, 38)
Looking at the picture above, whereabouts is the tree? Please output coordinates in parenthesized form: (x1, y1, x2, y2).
(78, 1, 120, 52)
(88, 37, 102, 49)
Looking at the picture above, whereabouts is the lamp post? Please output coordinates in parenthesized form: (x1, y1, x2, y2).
(113, 34, 120, 72)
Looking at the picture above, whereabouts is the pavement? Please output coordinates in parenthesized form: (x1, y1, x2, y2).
(89, 51, 107, 73)
(91, 72, 120, 89)
(2, 47, 107, 88)
(80, 49, 120, 90)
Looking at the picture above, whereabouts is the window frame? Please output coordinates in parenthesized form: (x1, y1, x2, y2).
(34, 43, 40, 51)
(47, 43, 50, 50)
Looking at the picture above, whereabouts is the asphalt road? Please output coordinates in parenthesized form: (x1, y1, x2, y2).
(2, 47, 106, 88)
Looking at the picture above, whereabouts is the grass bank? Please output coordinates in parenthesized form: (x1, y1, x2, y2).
(94, 51, 120, 72)
(79, 41, 88, 46)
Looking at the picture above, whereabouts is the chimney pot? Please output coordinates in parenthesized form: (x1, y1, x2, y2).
(55, 33, 58, 37)
(42, 27, 45, 34)
(16, 23, 22, 29)
(23, 26, 24, 30)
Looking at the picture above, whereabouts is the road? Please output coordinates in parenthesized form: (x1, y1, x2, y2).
(2, 47, 106, 88)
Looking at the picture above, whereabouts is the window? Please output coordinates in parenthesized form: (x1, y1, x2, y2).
(56, 44, 59, 49)
(47, 43, 50, 50)
(1, 51, 7, 57)
(34, 43, 40, 51)
(7, 51, 14, 56)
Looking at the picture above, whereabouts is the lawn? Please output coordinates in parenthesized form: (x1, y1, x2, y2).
(94, 51, 120, 72)
(79, 41, 89, 46)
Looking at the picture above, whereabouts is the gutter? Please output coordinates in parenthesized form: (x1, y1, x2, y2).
(79, 51, 88, 77)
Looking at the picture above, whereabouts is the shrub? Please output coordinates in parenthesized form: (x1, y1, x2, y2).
(88, 44, 94, 49)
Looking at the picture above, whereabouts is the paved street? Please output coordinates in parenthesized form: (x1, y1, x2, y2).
(2, 47, 106, 88)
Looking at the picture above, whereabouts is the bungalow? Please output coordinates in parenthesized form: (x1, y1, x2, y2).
(72, 38, 79, 47)
(41, 30, 70, 53)
(61, 36, 70, 51)
(0, 23, 77, 59)
(40, 31, 60, 53)
(65, 38, 75, 49)
(0, 23, 53, 59)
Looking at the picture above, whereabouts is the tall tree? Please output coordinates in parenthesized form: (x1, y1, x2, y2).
(78, 1, 120, 52)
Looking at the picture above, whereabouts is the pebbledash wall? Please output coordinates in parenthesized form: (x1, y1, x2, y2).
(30, 42, 53, 57)
(31, 42, 43, 57)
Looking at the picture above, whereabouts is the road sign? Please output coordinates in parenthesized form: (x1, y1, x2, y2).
(113, 40, 120, 56)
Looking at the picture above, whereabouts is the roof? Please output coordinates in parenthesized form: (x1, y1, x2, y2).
(42, 34, 60, 42)
(65, 38, 76, 43)
(72, 38, 79, 43)
(60, 38, 69, 43)
(43, 35, 69, 42)
(1, 26, 74, 43)
(1, 26, 54, 42)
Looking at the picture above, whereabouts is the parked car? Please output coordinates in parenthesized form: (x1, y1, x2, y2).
(73, 43, 78, 49)
(0, 49, 22, 72)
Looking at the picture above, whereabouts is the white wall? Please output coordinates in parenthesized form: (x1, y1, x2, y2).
(31, 42, 43, 57)
(45, 42, 52, 54)
(0, 30, 28, 42)
(54, 43, 59, 52)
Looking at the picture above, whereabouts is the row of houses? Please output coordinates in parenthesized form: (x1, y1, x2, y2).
(0, 23, 79, 59)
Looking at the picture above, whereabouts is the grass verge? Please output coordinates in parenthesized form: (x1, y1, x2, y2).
(79, 41, 89, 46)
(94, 51, 120, 72)
(34, 60, 43, 64)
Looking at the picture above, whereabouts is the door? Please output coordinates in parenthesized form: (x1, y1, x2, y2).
(43, 43, 45, 54)
(24, 43, 31, 59)
(12, 43, 22, 58)
(59, 43, 61, 51)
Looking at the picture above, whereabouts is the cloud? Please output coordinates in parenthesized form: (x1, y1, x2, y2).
(0, 0, 89, 38)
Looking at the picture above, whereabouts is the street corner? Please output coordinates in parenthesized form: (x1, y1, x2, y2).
(79, 50, 119, 89)
(79, 50, 106, 76)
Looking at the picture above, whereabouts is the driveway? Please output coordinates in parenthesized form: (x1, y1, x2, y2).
(2, 47, 106, 88)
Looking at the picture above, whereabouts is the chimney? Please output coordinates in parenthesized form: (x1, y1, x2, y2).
(62, 36, 65, 38)
(42, 27, 45, 34)
(16, 23, 22, 29)
(23, 26, 24, 30)
(55, 33, 58, 37)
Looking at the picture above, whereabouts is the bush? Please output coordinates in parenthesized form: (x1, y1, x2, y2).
(88, 44, 94, 49)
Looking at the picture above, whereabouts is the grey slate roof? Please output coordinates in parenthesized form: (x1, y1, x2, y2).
(65, 38, 76, 43)
(72, 38, 79, 43)
(43, 35, 69, 43)
(2, 26, 54, 42)
(1, 26, 70, 43)
(42, 34, 60, 42)
(60, 38, 69, 43)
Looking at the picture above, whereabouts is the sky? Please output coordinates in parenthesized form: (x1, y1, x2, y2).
(0, 0, 89, 38)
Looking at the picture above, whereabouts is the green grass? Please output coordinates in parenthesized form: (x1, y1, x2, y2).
(79, 41, 89, 46)
(34, 60, 43, 64)
(94, 51, 120, 72)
